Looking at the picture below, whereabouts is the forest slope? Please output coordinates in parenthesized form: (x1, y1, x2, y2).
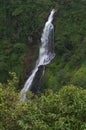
(0, 0, 86, 90)
(0, 0, 86, 130)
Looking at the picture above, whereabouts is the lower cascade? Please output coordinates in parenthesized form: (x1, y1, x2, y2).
(20, 9, 56, 101)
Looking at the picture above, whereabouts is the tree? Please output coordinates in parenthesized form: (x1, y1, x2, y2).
(1, 84, 86, 130)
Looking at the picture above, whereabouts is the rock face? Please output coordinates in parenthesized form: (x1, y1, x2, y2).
(19, 44, 38, 88)
(30, 65, 45, 93)
(28, 36, 33, 44)
(23, 45, 38, 79)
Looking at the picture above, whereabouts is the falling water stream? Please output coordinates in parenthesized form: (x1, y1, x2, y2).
(20, 9, 56, 101)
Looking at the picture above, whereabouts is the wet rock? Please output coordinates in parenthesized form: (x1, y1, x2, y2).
(30, 65, 45, 93)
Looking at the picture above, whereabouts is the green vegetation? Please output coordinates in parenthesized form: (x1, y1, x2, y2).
(0, 0, 86, 129)
(0, 39, 28, 82)
(0, 75, 86, 130)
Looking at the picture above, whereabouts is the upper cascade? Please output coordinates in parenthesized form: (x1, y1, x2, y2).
(38, 9, 56, 66)
(48, 9, 56, 23)
(20, 9, 56, 101)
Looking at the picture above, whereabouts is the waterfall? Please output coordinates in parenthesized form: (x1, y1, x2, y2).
(20, 9, 56, 101)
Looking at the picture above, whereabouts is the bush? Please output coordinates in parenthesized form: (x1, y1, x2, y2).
(1, 85, 86, 130)
(0, 72, 19, 130)
(70, 65, 86, 88)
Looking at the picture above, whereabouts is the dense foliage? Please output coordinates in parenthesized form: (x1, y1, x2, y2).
(0, 0, 86, 89)
(0, 0, 86, 129)
(0, 75, 86, 130)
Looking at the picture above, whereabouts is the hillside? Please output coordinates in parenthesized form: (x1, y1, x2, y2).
(0, 0, 86, 89)
(0, 0, 86, 129)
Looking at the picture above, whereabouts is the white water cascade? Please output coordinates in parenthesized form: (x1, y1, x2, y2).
(20, 9, 56, 101)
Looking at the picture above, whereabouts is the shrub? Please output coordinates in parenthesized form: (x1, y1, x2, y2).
(1, 85, 86, 130)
